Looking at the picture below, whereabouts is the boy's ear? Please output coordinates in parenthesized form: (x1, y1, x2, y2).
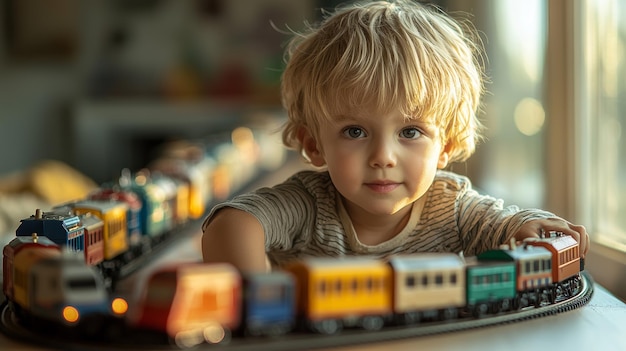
(298, 127, 326, 167)
(437, 143, 451, 169)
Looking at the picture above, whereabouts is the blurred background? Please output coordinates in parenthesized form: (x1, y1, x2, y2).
(0, 0, 624, 300)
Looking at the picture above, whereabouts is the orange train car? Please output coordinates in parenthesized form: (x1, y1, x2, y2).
(523, 231, 580, 284)
(128, 262, 241, 348)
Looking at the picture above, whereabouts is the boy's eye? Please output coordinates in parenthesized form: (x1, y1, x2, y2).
(400, 127, 421, 139)
(342, 126, 366, 139)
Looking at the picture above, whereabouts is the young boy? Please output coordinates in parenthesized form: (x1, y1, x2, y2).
(201, 0, 589, 273)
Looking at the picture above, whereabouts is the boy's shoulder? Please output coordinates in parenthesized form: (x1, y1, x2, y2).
(288, 170, 332, 185)
(433, 170, 473, 192)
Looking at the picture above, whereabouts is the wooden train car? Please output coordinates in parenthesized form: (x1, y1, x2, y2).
(464, 257, 517, 316)
(79, 213, 105, 266)
(89, 188, 143, 249)
(523, 231, 582, 298)
(128, 263, 241, 348)
(241, 271, 296, 336)
(388, 253, 466, 322)
(524, 231, 580, 283)
(117, 169, 173, 239)
(2, 234, 127, 329)
(477, 244, 554, 308)
(3, 234, 60, 303)
(16, 209, 85, 252)
(284, 257, 392, 334)
(151, 173, 189, 226)
(148, 154, 211, 220)
(70, 200, 129, 266)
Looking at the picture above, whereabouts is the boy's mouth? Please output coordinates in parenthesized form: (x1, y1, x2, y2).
(364, 181, 400, 193)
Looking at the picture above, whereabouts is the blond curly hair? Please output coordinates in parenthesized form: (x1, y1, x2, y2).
(281, 0, 486, 163)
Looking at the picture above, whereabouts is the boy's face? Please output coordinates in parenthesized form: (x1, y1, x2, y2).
(307, 108, 449, 220)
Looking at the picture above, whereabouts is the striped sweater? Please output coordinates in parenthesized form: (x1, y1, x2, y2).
(202, 170, 555, 268)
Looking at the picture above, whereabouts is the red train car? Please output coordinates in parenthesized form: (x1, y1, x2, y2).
(523, 231, 580, 283)
(80, 213, 105, 266)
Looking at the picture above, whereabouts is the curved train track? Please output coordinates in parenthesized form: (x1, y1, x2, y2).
(0, 271, 595, 351)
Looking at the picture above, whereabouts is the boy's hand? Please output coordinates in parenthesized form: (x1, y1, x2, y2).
(514, 218, 589, 258)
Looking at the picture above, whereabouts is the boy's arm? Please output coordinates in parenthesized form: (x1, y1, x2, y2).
(201, 207, 270, 273)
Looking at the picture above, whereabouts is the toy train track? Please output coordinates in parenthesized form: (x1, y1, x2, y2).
(0, 271, 594, 351)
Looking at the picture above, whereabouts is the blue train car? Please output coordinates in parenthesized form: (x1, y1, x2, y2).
(118, 169, 172, 240)
(16, 209, 85, 253)
(242, 271, 296, 336)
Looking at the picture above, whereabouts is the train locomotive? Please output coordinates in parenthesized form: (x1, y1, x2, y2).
(2, 234, 128, 335)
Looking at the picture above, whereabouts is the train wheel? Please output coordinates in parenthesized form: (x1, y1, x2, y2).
(360, 316, 384, 331)
(440, 308, 458, 320)
(499, 299, 511, 312)
(397, 312, 420, 325)
(175, 329, 205, 348)
(204, 325, 231, 344)
(310, 319, 342, 334)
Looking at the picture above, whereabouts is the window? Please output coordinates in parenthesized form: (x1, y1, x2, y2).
(579, 0, 626, 251)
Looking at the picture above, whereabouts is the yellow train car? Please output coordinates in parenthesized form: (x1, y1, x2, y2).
(149, 156, 211, 220)
(71, 200, 129, 262)
(284, 257, 392, 334)
(388, 253, 466, 322)
(9, 239, 61, 310)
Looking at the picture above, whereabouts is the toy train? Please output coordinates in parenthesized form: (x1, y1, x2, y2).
(5, 126, 283, 290)
(2, 228, 583, 348)
(123, 230, 582, 347)
(0, 125, 285, 339)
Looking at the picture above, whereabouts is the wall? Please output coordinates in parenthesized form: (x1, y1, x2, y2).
(0, 0, 314, 181)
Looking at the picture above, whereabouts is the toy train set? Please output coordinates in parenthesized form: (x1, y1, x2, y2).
(0, 125, 594, 350)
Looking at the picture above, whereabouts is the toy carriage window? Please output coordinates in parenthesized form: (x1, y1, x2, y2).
(422, 275, 428, 287)
(544, 259, 551, 271)
(493, 274, 500, 283)
(503, 272, 511, 282)
(435, 274, 443, 286)
(405, 275, 416, 288)
(318, 281, 326, 296)
(450, 273, 457, 285)
(525, 261, 531, 273)
(350, 279, 358, 293)
(67, 276, 97, 290)
(533, 261, 540, 272)
(256, 284, 281, 302)
(365, 277, 373, 291)
(335, 279, 342, 293)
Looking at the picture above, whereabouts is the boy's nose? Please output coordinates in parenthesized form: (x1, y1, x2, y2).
(369, 139, 397, 168)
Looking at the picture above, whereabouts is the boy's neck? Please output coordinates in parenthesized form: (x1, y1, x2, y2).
(341, 197, 425, 246)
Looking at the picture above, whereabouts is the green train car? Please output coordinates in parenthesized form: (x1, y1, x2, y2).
(465, 258, 516, 317)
